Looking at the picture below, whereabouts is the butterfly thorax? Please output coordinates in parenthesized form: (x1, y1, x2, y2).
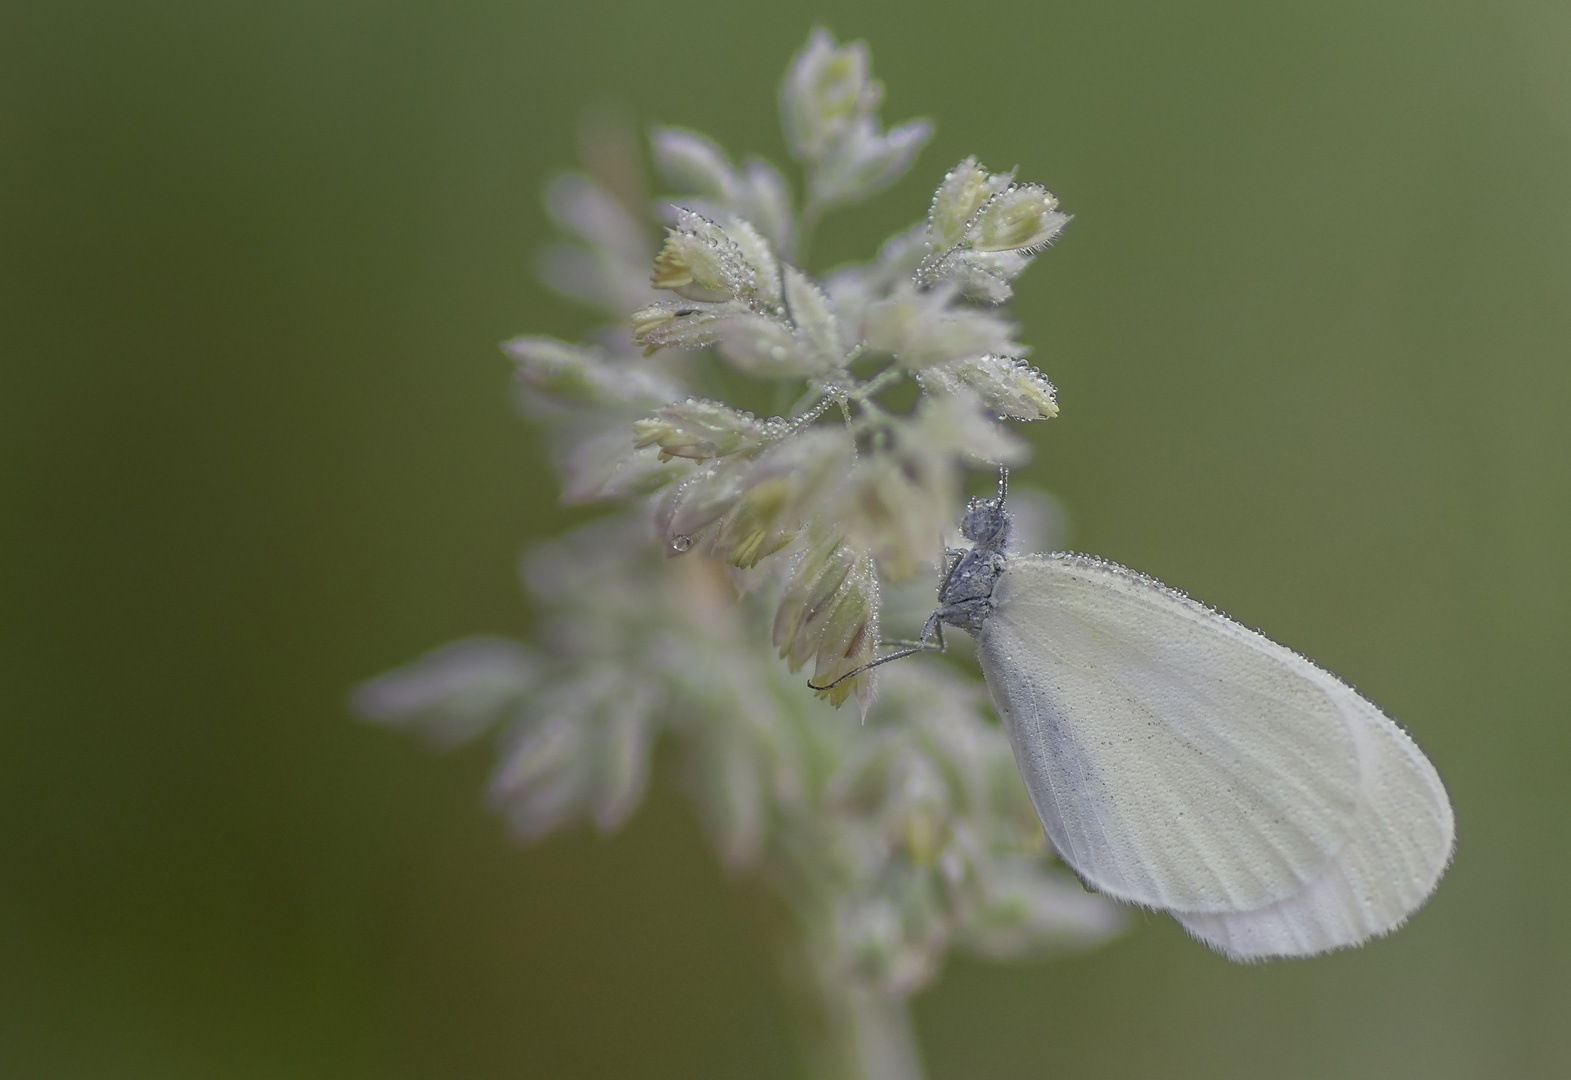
(936, 497, 1011, 633)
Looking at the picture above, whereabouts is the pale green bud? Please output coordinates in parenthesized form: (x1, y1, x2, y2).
(809, 118, 933, 207)
(915, 249, 1033, 303)
(927, 156, 998, 251)
(560, 434, 690, 505)
(709, 427, 852, 568)
(487, 706, 591, 839)
(909, 390, 1028, 467)
(837, 457, 950, 584)
(862, 283, 1021, 370)
(654, 459, 753, 553)
(505, 336, 679, 405)
(715, 314, 814, 378)
(712, 266, 845, 378)
(630, 302, 679, 346)
(780, 28, 882, 161)
(650, 210, 757, 302)
(632, 399, 782, 462)
(648, 126, 739, 203)
(354, 638, 535, 747)
(773, 531, 854, 668)
(782, 265, 845, 368)
(722, 217, 781, 302)
(655, 427, 851, 561)
(651, 230, 740, 302)
(771, 532, 883, 709)
(509, 338, 609, 402)
(588, 683, 659, 832)
(736, 161, 794, 261)
(920, 354, 1060, 421)
(966, 184, 1070, 253)
(631, 300, 748, 355)
(919, 165, 1069, 303)
(808, 554, 879, 709)
(712, 476, 798, 568)
(955, 859, 1126, 960)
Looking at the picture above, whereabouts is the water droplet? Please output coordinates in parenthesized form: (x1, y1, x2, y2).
(672, 535, 693, 553)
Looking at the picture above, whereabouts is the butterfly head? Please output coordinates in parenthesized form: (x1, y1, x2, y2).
(961, 495, 1010, 545)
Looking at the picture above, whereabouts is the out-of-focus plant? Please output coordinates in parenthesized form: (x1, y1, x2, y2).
(357, 28, 1122, 1080)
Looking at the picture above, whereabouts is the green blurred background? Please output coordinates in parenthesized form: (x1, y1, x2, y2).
(4, 0, 1569, 1075)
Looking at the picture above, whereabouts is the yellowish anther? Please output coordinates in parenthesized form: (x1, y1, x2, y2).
(650, 239, 696, 292)
(721, 477, 796, 568)
(631, 305, 678, 354)
(631, 418, 683, 461)
(650, 231, 737, 302)
(633, 400, 774, 463)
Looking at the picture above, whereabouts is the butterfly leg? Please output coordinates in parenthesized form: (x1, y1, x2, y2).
(808, 611, 951, 692)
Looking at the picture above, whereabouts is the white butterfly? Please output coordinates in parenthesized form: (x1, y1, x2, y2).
(815, 472, 1454, 961)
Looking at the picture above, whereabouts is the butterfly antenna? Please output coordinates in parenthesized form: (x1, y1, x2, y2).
(996, 465, 1010, 506)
